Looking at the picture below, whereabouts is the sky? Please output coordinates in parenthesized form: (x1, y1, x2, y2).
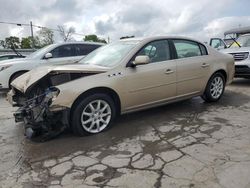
(0, 0, 250, 43)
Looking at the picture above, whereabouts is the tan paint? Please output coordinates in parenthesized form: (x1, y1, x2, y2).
(10, 36, 235, 115)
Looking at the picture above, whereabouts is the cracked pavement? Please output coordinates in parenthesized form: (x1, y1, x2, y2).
(0, 79, 250, 188)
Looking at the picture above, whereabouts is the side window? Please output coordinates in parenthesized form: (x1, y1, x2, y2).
(137, 40, 170, 63)
(0, 56, 9, 61)
(75, 44, 100, 56)
(199, 44, 208, 55)
(50, 45, 75, 58)
(173, 40, 202, 59)
(210, 38, 226, 49)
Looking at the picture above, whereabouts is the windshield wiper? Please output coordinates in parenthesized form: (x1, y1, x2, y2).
(228, 36, 241, 48)
(10, 43, 25, 57)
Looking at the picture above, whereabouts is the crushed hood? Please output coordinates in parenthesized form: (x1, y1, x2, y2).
(11, 64, 109, 93)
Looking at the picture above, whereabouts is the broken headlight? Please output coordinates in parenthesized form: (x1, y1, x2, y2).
(46, 87, 60, 105)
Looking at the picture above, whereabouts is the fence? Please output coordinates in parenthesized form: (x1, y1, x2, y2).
(0, 49, 36, 56)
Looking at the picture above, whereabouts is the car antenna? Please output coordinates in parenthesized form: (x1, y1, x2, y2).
(228, 36, 241, 48)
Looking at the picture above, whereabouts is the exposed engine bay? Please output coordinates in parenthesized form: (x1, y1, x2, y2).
(11, 71, 98, 141)
(13, 71, 95, 106)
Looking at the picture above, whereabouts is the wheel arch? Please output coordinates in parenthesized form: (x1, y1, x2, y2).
(214, 69, 227, 82)
(70, 87, 121, 122)
(203, 68, 227, 92)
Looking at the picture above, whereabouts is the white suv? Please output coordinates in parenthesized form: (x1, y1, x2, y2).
(210, 34, 250, 78)
(0, 42, 104, 89)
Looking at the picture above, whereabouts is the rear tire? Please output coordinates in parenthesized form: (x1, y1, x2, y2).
(202, 72, 225, 102)
(71, 93, 116, 136)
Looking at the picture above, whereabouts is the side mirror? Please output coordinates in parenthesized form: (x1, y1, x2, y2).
(44, 53, 53, 59)
(132, 55, 150, 66)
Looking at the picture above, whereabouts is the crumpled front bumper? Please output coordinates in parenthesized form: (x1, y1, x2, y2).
(8, 87, 70, 139)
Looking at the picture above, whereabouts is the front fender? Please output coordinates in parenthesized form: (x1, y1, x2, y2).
(50, 71, 123, 109)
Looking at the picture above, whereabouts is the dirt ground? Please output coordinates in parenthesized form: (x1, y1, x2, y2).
(0, 79, 250, 188)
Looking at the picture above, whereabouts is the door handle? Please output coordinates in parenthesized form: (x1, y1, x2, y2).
(201, 63, 210, 68)
(165, 69, 174, 74)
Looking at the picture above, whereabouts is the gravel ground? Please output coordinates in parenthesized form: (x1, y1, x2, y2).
(0, 79, 250, 188)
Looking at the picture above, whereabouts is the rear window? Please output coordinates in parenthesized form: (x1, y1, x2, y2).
(173, 40, 202, 59)
(75, 44, 101, 56)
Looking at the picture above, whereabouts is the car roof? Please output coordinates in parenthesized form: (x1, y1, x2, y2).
(120, 36, 204, 44)
(55, 41, 105, 46)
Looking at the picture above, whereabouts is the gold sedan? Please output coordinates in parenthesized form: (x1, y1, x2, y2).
(9, 36, 234, 138)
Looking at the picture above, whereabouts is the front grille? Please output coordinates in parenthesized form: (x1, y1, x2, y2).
(229, 52, 249, 61)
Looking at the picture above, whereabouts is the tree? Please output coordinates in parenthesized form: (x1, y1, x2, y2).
(37, 28, 54, 47)
(21, 37, 32, 49)
(21, 36, 41, 49)
(84, 34, 107, 44)
(0, 40, 6, 48)
(4, 36, 21, 49)
(57, 25, 75, 42)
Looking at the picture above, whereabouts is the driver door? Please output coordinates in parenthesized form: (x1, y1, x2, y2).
(123, 40, 177, 112)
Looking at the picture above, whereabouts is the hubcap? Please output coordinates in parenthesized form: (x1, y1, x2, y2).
(81, 100, 111, 133)
(210, 76, 224, 99)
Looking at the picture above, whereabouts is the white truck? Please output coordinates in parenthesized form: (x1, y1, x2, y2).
(0, 42, 103, 90)
(210, 26, 250, 78)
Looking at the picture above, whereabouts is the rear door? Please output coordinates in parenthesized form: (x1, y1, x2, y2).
(171, 39, 210, 97)
(123, 40, 177, 111)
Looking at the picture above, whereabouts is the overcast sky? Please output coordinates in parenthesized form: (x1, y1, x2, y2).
(0, 0, 250, 43)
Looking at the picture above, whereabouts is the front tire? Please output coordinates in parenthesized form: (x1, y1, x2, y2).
(202, 72, 225, 102)
(71, 94, 116, 136)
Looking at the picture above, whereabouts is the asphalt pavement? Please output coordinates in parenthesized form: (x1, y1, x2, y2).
(0, 79, 250, 188)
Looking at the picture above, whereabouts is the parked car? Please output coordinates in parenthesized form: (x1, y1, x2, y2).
(210, 34, 250, 78)
(8, 36, 234, 139)
(0, 42, 104, 89)
(210, 26, 250, 48)
(0, 54, 25, 61)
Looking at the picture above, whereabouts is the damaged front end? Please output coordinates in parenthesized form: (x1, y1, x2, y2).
(8, 65, 107, 140)
(13, 87, 69, 141)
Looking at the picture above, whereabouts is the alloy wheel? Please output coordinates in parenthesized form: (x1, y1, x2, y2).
(210, 76, 224, 99)
(81, 99, 112, 133)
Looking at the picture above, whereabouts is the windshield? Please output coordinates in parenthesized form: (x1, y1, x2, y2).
(27, 44, 56, 59)
(79, 41, 139, 67)
(230, 35, 250, 48)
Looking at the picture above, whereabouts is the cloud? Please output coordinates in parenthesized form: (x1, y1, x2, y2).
(204, 16, 250, 38)
(0, 0, 249, 43)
